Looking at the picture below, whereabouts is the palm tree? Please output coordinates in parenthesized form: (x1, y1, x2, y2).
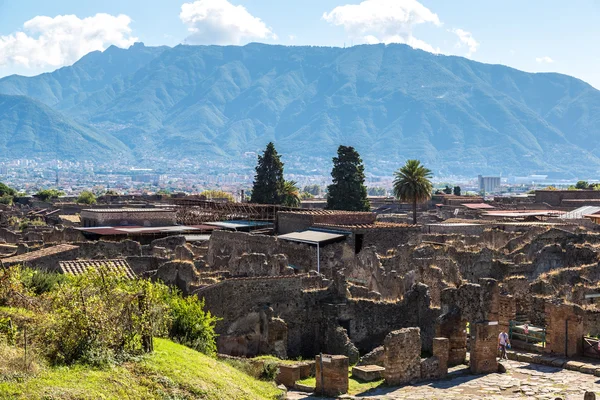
(282, 180, 301, 207)
(393, 160, 433, 224)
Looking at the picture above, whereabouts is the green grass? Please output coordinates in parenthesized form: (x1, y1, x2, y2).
(296, 374, 384, 396)
(0, 338, 283, 400)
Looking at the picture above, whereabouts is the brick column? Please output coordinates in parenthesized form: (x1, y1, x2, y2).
(432, 337, 449, 378)
(470, 322, 499, 374)
(383, 328, 422, 385)
(315, 354, 349, 397)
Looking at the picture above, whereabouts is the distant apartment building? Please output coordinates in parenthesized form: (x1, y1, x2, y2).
(478, 175, 501, 193)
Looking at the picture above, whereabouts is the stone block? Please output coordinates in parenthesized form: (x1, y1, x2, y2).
(516, 353, 534, 363)
(315, 354, 349, 397)
(352, 365, 385, 382)
(550, 358, 566, 368)
(294, 382, 315, 393)
(297, 361, 315, 379)
(420, 357, 441, 380)
(432, 337, 449, 378)
(276, 364, 301, 388)
(579, 365, 597, 375)
(507, 351, 518, 361)
(564, 361, 585, 371)
(383, 328, 422, 386)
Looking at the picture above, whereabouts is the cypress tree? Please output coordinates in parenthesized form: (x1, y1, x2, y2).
(250, 142, 285, 204)
(326, 145, 370, 211)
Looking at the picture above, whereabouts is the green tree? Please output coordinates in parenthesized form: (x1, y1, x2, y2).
(443, 185, 452, 194)
(303, 184, 321, 196)
(250, 142, 285, 205)
(35, 189, 64, 201)
(200, 190, 234, 202)
(368, 187, 387, 196)
(575, 180, 590, 190)
(282, 180, 301, 207)
(326, 145, 370, 211)
(300, 191, 314, 200)
(393, 160, 433, 224)
(76, 191, 97, 205)
(0, 182, 17, 205)
(453, 186, 461, 196)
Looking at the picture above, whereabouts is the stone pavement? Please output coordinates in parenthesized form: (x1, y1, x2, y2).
(286, 360, 600, 399)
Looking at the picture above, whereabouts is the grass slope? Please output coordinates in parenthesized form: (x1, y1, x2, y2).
(0, 338, 282, 400)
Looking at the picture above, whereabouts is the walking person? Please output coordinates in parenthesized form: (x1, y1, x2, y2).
(498, 330, 510, 360)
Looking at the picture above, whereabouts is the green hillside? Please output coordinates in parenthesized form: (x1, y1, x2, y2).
(0, 338, 281, 400)
(0, 94, 130, 161)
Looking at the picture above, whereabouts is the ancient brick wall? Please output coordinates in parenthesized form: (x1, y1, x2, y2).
(544, 302, 584, 357)
(75, 240, 142, 259)
(584, 309, 600, 337)
(336, 283, 440, 353)
(469, 322, 499, 374)
(197, 274, 329, 357)
(498, 294, 517, 333)
(383, 328, 421, 385)
(535, 190, 600, 207)
(277, 211, 376, 235)
(80, 209, 177, 227)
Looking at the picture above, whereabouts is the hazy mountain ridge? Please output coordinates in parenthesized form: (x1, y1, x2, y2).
(1, 42, 600, 176)
(0, 94, 130, 161)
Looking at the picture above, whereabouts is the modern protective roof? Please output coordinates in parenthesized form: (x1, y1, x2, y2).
(204, 220, 273, 230)
(58, 259, 136, 279)
(277, 230, 347, 244)
(75, 224, 217, 236)
(561, 206, 600, 219)
(462, 203, 495, 210)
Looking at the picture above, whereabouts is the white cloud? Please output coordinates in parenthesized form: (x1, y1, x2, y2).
(180, 0, 276, 45)
(536, 56, 554, 64)
(0, 14, 137, 69)
(451, 28, 479, 57)
(289, 34, 297, 41)
(322, 0, 441, 53)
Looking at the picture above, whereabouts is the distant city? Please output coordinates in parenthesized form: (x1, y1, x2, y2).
(0, 157, 591, 198)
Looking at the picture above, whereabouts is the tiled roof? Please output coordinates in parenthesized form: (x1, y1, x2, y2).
(58, 259, 136, 279)
(82, 208, 174, 213)
(313, 222, 413, 229)
(278, 210, 374, 216)
(1, 244, 79, 264)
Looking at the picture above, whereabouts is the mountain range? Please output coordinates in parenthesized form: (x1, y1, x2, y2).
(1, 42, 599, 177)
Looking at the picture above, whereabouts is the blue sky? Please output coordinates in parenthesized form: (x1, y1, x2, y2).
(1, 0, 600, 88)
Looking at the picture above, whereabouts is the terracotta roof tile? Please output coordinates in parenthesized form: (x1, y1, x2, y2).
(58, 259, 136, 279)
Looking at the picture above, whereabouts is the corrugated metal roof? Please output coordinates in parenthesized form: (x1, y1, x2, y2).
(561, 206, 600, 219)
(82, 208, 174, 213)
(205, 221, 273, 230)
(184, 235, 211, 242)
(75, 225, 213, 236)
(59, 259, 136, 279)
(277, 230, 347, 244)
(462, 203, 495, 210)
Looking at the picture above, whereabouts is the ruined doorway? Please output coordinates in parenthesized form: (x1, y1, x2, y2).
(354, 234, 364, 254)
(338, 319, 351, 338)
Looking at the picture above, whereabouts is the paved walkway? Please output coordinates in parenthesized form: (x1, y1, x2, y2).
(287, 360, 600, 399)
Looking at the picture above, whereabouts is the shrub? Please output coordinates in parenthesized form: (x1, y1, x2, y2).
(76, 190, 96, 205)
(34, 189, 64, 202)
(167, 295, 220, 356)
(41, 267, 170, 366)
(21, 270, 67, 295)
